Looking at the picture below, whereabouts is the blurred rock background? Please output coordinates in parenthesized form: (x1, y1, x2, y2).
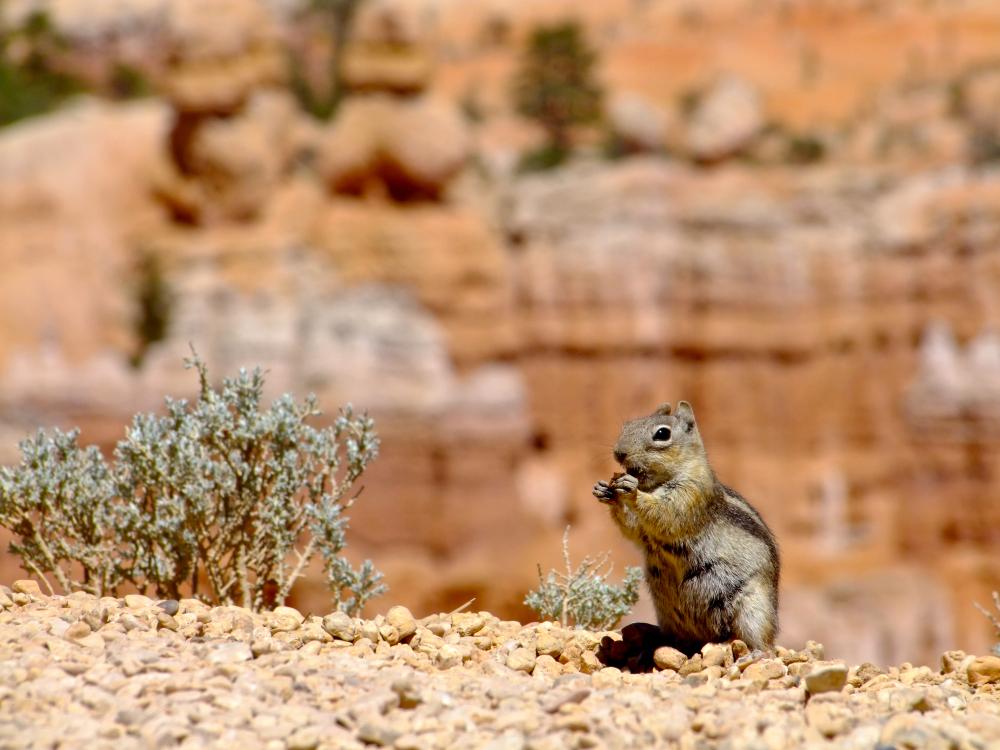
(2, 0, 1000, 666)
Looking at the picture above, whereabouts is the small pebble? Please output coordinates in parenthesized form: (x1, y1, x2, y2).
(157, 600, 180, 616)
(805, 662, 848, 695)
(12, 580, 43, 597)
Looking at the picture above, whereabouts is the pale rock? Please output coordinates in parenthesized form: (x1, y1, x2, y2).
(805, 662, 848, 694)
(379, 623, 400, 645)
(900, 666, 934, 685)
(686, 76, 763, 162)
(269, 614, 301, 634)
(653, 646, 687, 671)
(342, 45, 433, 96)
(679, 654, 705, 676)
(701, 642, 733, 668)
(531, 654, 562, 678)
(804, 641, 825, 661)
(12, 580, 43, 598)
(386, 606, 417, 642)
(592, 666, 623, 689)
(64, 620, 92, 641)
(356, 720, 401, 747)
(322, 612, 357, 642)
(878, 713, 944, 749)
(942, 650, 973, 674)
(316, 95, 388, 193)
(506, 647, 536, 674)
(607, 91, 671, 152)
(806, 700, 854, 738)
(579, 650, 602, 675)
(208, 641, 253, 665)
(968, 655, 1000, 687)
(890, 687, 932, 713)
(285, 727, 320, 750)
(453, 613, 487, 637)
(272, 606, 304, 625)
(743, 659, 787, 682)
(301, 624, 332, 644)
(156, 612, 179, 631)
(75, 633, 106, 651)
(851, 662, 883, 686)
(251, 638, 273, 657)
(380, 97, 471, 198)
(124, 594, 154, 610)
(162, 0, 284, 113)
(317, 95, 469, 199)
(435, 644, 463, 669)
(360, 619, 380, 643)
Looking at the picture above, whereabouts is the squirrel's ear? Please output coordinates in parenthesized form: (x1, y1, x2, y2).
(675, 401, 696, 427)
(652, 402, 672, 416)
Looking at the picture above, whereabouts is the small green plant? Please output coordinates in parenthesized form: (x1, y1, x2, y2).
(130, 249, 172, 368)
(108, 61, 151, 100)
(0, 10, 85, 126)
(525, 526, 642, 630)
(0, 353, 385, 614)
(516, 142, 569, 174)
(976, 591, 1000, 656)
(784, 133, 826, 164)
(512, 21, 602, 158)
(291, 0, 368, 120)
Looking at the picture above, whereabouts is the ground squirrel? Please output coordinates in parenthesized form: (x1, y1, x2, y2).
(593, 401, 779, 653)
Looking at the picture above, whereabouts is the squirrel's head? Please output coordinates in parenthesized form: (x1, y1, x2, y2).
(613, 401, 711, 489)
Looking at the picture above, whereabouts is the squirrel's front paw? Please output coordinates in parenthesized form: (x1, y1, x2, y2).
(593, 480, 617, 503)
(610, 473, 639, 497)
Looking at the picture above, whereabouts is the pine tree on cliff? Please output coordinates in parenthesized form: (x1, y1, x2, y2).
(513, 21, 602, 169)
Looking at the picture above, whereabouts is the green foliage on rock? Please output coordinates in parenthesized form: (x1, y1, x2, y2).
(0, 354, 384, 614)
(0, 10, 84, 126)
(291, 0, 368, 120)
(108, 62, 151, 100)
(130, 249, 173, 368)
(525, 527, 642, 631)
(516, 143, 570, 174)
(512, 21, 602, 158)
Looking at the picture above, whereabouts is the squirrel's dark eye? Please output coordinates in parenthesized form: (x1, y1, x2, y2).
(653, 426, 672, 441)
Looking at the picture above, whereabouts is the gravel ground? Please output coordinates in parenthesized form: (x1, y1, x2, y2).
(1, 579, 999, 750)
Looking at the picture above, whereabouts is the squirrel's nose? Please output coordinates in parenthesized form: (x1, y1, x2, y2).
(613, 448, 627, 465)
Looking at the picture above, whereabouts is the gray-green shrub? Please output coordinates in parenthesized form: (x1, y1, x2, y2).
(0, 429, 121, 597)
(525, 527, 642, 630)
(0, 354, 384, 614)
(977, 591, 1000, 656)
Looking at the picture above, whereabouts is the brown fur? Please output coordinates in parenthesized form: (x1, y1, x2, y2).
(593, 401, 780, 653)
